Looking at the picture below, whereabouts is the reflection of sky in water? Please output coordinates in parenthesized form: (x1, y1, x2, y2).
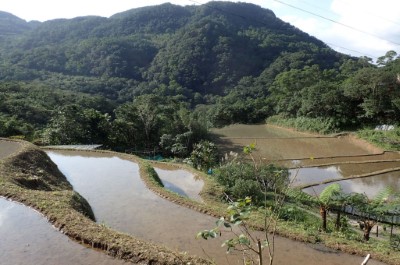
(303, 171, 400, 199)
(290, 166, 343, 186)
(0, 202, 13, 226)
(155, 168, 204, 202)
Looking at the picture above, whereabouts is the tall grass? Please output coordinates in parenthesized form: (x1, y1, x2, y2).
(267, 115, 339, 134)
(357, 127, 400, 151)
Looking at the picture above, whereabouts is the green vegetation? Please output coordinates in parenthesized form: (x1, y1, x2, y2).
(1, 2, 400, 263)
(193, 142, 400, 264)
(357, 127, 400, 151)
(189, 140, 219, 171)
(144, 163, 164, 187)
(0, 2, 352, 146)
(267, 115, 339, 134)
(214, 161, 288, 204)
(0, 2, 399, 150)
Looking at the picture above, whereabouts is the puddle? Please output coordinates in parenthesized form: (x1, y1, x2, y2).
(303, 171, 400, 198)
(154, 167, 204, 202)
(0, 198, 128, 265)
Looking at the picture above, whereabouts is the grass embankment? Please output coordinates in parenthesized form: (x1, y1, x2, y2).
(0, 140, 211, 265)
(357, 128, 400, 151)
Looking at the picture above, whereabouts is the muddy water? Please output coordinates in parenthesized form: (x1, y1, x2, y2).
(213, 124, 385, 161)
(0, 140, 21, 159)
(290, 166, 344, 186)
(47, 150, 386, 265)
(217, 137, 378, 161)
(291, 162, 400, 186)
(0, 198, 128, 265)
(303, 171, 400, 198)
(154, 167, 204, 202)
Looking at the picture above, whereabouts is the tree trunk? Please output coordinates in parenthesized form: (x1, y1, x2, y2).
(320, 206, 327, 231)
(335, 210, 341, 230)
(363, 221, 375, 241)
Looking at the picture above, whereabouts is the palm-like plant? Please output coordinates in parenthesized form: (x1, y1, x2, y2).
(350, 187, 396, 241)
(287, 184, 343, 231)
(317, 183, 343, 231)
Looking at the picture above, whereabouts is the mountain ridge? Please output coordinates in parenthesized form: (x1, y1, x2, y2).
(0, 1, 349, 96)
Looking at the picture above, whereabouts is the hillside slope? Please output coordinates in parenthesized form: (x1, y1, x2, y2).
(0, 1, 348, 97)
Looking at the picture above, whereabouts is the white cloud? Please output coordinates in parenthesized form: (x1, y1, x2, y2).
(328, 0, 400, 59)
(269, 0, 400, 59)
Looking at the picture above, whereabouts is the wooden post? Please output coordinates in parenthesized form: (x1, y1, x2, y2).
(361, 254, 370, 265)
(376, 225, 378, 237)
(391, 215, 394, 238)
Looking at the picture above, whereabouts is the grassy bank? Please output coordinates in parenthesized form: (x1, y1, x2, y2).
(267, 115, 340, 134)
(0, 140, 211, 265)
(357, 128, 400, 151)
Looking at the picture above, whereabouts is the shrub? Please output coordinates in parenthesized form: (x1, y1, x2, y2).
(213, 161, 289, 205)
(189, 140, 219, 171)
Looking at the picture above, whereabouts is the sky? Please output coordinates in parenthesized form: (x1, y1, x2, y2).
(1, 0, 400, 61)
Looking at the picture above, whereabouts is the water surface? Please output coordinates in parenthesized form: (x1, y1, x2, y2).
(303, 171, 400, 198)
(154, 167, 204, 202)
(0, 198, 128, 265)
(290, 166, 343, 186)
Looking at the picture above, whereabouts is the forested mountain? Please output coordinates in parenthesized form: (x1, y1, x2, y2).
(0, 11, 39, 36)
(0, 2, 345, 94)
(0, 1, 399, 153)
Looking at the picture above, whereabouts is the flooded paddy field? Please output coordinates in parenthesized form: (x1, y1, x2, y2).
(303, 171, 400, 198)
(214, 124, 400, 199)
(213, 124, 383, 160)
(0, 198, 128, 265)
(291, 162, 400, 186)
(216, 137, 380, 160)
(46, 150, 386, 265)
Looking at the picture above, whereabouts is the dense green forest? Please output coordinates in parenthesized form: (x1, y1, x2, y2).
(0, 1, 399, 155)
